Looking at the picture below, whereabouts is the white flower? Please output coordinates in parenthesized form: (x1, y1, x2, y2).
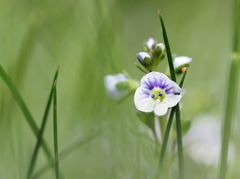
(183, 115, 235, 167)
(134, 72, 182, 116)
(173, 56, 192, 70)
(146, 38, 156, 50)
(104, 74, 128, 100)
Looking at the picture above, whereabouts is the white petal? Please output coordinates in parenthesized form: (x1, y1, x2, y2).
(164, 94, 182, 108)
(154, 101, 168, 116)
(134, 87, 155, 112)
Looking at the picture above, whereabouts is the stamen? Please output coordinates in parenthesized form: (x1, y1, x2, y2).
(151, 94, 155, 98)
(158, 92, 163, 97)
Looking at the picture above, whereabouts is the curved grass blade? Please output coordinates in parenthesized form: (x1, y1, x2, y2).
(53, 80, 59, 179)
(31, 127, 102, 179)
(0, 65, 54, 164)
(27, 69, 59, 179)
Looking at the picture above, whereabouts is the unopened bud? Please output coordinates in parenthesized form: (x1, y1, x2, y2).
(137, 52, 152, 66)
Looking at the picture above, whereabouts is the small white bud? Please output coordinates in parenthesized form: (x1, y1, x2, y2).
(146, 38, 156, 50)
(137, 52, 152, 66)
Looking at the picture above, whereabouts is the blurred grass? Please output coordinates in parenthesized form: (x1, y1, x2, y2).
(0, 0, 239, 179)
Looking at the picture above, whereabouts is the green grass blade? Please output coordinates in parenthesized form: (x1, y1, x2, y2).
(31, 128, 102, 179)
(158, 11, 176, 82)
(0, 65, 54, 163)
(158, 12, 184, 179)
(53, 79, 59, 179)
(27, 69, 59, 179)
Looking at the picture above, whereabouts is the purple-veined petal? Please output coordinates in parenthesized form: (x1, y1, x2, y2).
(134, 87, 155, 112)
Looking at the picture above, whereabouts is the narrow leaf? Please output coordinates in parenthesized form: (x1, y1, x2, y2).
(27, 69, 59, 179)
(0, 65, 54, 167)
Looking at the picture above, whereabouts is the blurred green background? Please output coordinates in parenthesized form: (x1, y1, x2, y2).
(0, 0, 239, 178)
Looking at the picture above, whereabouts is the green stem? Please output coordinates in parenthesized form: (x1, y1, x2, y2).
(219, 0, 240, 178)
(158, 12, 184, 179)
(53, 81, 59, 179)
(175, 105, 184, 179)
(159, 108, 175, 165)
(219, 55, 239, 179)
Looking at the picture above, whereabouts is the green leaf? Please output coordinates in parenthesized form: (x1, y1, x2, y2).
(27, 69, 59, 179)
(53, 77, 60, 179)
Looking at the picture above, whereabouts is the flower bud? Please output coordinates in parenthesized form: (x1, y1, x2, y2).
(137, 52, 152, 66)
(173, 56, 192, 73)
(145, 38, 156, 50)
(155, 43, 165, 57)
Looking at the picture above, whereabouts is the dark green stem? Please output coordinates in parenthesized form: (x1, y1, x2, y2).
(158, 12, 184, 179)
(53, 82, 59, 179)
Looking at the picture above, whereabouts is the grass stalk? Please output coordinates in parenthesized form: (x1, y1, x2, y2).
(27, 69, 59, 179)
(158, 11, 184, 179)
(219, 0, 240, 178)
(53, 78, 59, 179)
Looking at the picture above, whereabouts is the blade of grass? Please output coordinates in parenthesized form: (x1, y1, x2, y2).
(0, 65, 54, 165)
(27, 69, 59, 179)
(53, 79, 59, 179)
(158, 12, 184, 179)
(219, 0, 240, 178)
(31, 128, 102, 179)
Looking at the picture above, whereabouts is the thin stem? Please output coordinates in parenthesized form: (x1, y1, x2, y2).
(175, 105, 184, 179)
(219, 0, 240, 178)
(219, 56, 239, 179)
(159, 108, 175, 166)
(53, 82, 59, 179)
(158, 12, 184, 179)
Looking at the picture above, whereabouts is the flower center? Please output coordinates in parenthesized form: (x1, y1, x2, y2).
(150, 87, 166, 102)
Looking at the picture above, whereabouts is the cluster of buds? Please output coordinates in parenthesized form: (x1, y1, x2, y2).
(137, 38, 165, 71)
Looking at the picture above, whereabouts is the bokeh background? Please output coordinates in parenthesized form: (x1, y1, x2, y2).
(0, 0, 239, 178)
